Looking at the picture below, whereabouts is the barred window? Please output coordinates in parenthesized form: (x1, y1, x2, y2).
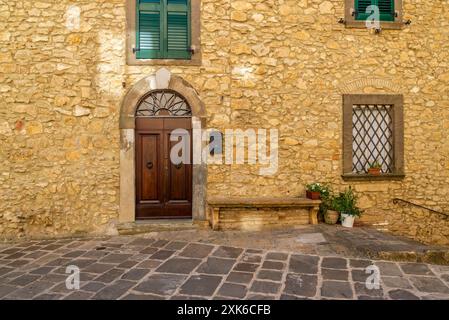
(343, 94, 404, 180)
(352, 104, 393, 174)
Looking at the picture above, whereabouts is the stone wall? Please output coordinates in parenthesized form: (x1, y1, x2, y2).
(217, 208, 311, 231)
(1, 0, 448, 243)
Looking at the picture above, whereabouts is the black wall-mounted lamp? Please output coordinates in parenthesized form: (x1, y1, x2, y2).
(208, 131, 223, 157)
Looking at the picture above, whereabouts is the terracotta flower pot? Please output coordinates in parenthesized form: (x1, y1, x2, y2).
(368, 167, 381, 175)
(324, 210, 339, 225)
(306, 191, 321, 200)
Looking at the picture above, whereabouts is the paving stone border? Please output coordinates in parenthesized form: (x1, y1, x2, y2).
(1, 236, 449, 300)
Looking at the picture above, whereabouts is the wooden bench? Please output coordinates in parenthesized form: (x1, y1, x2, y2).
(207, 197, 321, 231)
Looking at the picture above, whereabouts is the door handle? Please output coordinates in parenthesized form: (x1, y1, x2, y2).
(146, 162, 153, 170)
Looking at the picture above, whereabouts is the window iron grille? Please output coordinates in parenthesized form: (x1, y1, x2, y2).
(352, 104, 394, 174)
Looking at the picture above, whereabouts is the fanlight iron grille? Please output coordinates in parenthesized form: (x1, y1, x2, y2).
(352, 104, 394, 174)
(136, 90, 192, 117)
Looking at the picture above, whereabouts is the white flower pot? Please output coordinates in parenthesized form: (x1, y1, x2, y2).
(341, 213, 355, 228)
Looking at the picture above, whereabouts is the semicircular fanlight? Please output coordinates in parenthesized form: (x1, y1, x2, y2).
(135, 90, 192, 117)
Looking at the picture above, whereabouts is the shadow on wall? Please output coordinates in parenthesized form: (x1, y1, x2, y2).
(0, 3, 131, 240)
(389, 204, 449, 246)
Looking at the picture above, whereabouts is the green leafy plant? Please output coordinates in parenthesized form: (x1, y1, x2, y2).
(305, 182, 330, 195)
(306, 183, 333, 218)
(368, 160, 382, 169)
(332, 187, 363, 217)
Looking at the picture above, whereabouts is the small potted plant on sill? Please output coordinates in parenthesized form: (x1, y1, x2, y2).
(305, 182, 329, 200)
(367, 161, 382, 176)
(333, 187, 363, 228)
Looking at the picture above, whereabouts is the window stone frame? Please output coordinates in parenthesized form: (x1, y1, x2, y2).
(342, 94, 405, 181)
(344, 0, 404, 30)
(126, 0, 202, 66)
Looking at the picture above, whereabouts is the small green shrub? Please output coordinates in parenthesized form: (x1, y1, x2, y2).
(332, 187, 363, 217)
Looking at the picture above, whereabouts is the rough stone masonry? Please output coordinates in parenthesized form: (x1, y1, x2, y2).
(0, 1, 448, 243)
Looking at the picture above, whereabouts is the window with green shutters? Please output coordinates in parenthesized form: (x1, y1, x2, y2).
(355, 0, 395, 22)
(136, 0, 191, 60)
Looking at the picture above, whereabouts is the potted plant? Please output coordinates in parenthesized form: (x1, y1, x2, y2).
(333, 187, 363, 228)
(305, 182, 329, 200)
(311, 184, 338, 224)
(324, 205, 340, 225)
(367, 160, 382, 175)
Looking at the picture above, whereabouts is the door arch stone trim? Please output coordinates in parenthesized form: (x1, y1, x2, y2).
(120, 69, 206, 129)
(119, 68, 207, 224)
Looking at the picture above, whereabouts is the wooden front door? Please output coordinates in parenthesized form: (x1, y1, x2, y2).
(136, 117, 192, 219)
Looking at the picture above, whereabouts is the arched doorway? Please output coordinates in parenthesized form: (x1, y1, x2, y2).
(119, 69, 207, 224)
(135, 90, 193, 219)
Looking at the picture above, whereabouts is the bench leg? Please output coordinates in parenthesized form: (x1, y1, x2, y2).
(211, 208, 220, 231)
(206, 207, 212, 227)
(309, 206, 319, 225)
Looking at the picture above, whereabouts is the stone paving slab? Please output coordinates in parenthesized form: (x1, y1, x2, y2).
(1, 234, 449, 300)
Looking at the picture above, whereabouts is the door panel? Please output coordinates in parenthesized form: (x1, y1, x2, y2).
(167, 131, 191, 201)
(141, 134, 159, 201)
(135, 117, 192, 219)
(135, 129, 165, 219)
(169, 161, 187, 200)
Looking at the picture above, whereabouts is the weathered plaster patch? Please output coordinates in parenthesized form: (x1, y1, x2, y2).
(120, 128, 134, 152)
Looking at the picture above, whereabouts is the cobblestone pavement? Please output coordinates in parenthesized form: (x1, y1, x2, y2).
(119, 225, 446, 260)
(1, 234, 449, 300)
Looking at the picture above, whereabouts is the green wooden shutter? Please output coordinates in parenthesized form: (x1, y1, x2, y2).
(377, 0, 395, 22)
(355, 0, 394, 22)
(165, 0, 191, 59)
(137, 0, 162, 59)
(136, 0, 191, 60)
(355, 0, 375, 21)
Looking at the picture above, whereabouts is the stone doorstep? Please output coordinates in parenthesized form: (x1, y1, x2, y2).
(374, 250, 449, 266)
(314, 225, 449, 266)
(117, 219, 201, 236)
(344, 239, 449, 266)
(338, 245, 449, 266)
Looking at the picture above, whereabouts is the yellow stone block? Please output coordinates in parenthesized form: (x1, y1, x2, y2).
(65, 150, 81, 161)
(231, 11, 247, 22)
(26, 121, 43, 135)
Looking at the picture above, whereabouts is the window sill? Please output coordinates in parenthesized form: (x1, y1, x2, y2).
(126, 55, 202, 66)
(344, 21, 404, 30)
(342, 173, 405, 181)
